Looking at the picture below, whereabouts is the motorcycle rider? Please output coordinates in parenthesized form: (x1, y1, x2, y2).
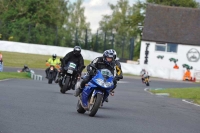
(55, 46, 84, 90)
(110, 49, 123, 84)
(140, 69, 149, 83)
(45, 54, 60, 79)
(21, 65, 30, 72)
(74, 49, 117, 101)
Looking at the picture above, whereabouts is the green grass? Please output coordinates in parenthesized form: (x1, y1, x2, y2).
(150, 88, 200, 104)
(2, 51, 91, 69)
(0, 72, 31, 80)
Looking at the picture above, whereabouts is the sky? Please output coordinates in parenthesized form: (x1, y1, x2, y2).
(70, 0, 200, 33)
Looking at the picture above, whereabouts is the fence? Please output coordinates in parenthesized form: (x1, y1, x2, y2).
(0, 22, 138, 60)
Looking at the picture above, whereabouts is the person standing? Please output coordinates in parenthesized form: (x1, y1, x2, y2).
(0, 52, 3, 72)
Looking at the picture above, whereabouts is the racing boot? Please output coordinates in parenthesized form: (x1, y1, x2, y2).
(74, 87, 82, 97)
(105, 97, 109, 102)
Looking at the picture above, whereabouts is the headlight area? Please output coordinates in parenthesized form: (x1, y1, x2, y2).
(96, 79, 113, 88)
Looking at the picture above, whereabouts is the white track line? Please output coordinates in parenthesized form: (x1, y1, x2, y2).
(182, 99, 200, 107)
(144, 88, 154, 95)
(118, 81, 129, 83)
(0, 79, 11, 82)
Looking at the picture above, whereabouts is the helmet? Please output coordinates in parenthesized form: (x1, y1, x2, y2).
(73, 46, 81, 56)
(103, 49, 114, 65)
(24, 65, 28, 68)
(52, 54, 57, 59)
(110, 49, 117, 60)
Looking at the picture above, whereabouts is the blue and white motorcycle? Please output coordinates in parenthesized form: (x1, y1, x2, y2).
(76, 65, 114, 117)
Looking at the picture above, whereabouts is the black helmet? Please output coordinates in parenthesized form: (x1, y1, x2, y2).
(103, 49, 114, 65)
(73, 46, 81, 56)
(52, 54, 57, 59)
(24, 65, 28, 68)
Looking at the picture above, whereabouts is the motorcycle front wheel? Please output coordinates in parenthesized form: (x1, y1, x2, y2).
(61, 77, 70, 93)
(48, 73, 54, 84)
(88, 93, 103, 117)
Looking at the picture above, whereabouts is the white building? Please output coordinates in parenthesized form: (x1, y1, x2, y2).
(140, 4, 200, 74)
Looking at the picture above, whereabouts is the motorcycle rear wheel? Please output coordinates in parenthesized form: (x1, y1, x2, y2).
(76, 100, 86, 114)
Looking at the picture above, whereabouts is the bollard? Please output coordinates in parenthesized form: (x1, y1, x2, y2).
(31, 73, 34, 79)
(33, 74, 37, 80)
(37, 75, 43, 81)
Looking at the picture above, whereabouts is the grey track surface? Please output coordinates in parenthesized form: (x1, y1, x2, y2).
(1, 67, 200, 133)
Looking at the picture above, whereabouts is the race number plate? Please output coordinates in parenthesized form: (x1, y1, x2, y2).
(67, 69, 73, 74)
(69, 63, 76, 68)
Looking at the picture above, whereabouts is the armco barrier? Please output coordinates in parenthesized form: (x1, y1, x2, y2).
(0, 41, 102, 61)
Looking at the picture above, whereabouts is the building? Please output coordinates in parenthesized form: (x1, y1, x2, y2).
(140, 4, 200, 72)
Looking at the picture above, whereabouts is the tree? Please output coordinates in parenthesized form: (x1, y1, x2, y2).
(98, 0, 142, 59)
(147, 0, 199, 8)
(64, 0, 91, 48)
(0, 0, 90, 47)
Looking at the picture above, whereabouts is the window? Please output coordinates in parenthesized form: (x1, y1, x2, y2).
(167, 43, 178, 53)
(155, 43, 166, 52)
(155, 43, 178, 53)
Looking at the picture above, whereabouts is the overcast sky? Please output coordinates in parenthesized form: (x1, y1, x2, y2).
(70, 0, 200, 33)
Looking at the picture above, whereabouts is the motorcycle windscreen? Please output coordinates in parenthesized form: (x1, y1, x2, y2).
(64, 62, 77, 69)
(92, 70, 114, 89)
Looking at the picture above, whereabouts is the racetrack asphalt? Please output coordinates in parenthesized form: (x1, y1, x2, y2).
(0, 67, 200, 133)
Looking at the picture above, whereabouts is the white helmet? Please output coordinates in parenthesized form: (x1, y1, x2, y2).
(110, 49, 117, 60)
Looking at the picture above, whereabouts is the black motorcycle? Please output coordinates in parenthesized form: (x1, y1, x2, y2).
(59, 62, 82, 93)
(47, 65, 57, 84)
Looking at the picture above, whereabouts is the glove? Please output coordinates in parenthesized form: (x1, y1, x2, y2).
(114, 76, 120, 81)
(88, 69, 96, 76)
(110, 89, 115, 96)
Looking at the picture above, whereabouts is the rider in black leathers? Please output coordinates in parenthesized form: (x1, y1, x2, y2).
(55, 46, 84, 89)
(74, 49, 118, 97)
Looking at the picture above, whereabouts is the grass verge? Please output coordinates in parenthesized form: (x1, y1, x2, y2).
(150, 88, 200, 105)
(0, 72, 31, 80)
(2, 51, 91, 69)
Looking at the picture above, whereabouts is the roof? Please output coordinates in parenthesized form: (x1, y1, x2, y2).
(142, 4, 200, 46)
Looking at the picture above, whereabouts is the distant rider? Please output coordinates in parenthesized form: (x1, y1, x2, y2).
(45, 54, 60, 79)
(55, 46, 84, 90)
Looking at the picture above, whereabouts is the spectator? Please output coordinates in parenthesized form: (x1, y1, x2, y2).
(0, 52, 3, 72)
